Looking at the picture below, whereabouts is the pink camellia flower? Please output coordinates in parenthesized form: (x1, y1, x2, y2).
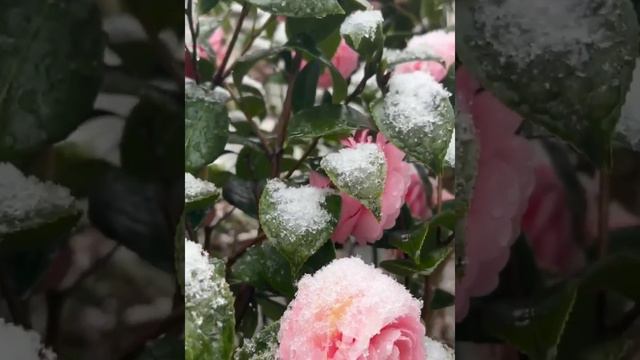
(278, 257, 425, 359)
(318, 39, 359, 89)
(405, 166, 454, 221)
(521, 144, 584, 274)
(455, 68, 535, 321)
(208, 27, 227, 66)
(396, 30, 455, 82)
(310, 130, 411, 245)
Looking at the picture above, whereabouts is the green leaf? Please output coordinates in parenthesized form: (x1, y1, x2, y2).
(185, 243, 235, 360)
(457, 0, 639, 165)
(137, 335, 185, 360)
(485, 285, 578, 360)
(245, 0, 344, 17)
(222, 176, 263, 218)
(233, 322, 280, 360)
(579, 254, 640, 301)
(236, 146, 271, 181)
(185, 173, 220, 212)
(0, 0, 103, 159)
(185, 84, 230, 173)
(286, 15, 345, 43)
(390, 222, 429, 263)
(239, 95, 267, 120)
(340, 10, 384, 60)
(292, 60, 322, 112)
(431, 289, 455, 310)
(230, 242, 295, 298)
(379, 259, 424, 277)
(288, 104, 371, 139)
(259, 179, 340, 275)
(371, 74, 455, 173)
(321, 143, 386, 219)
(292, 44, 349, 103)
(198, 0, 220, 14)
(0, 164, 81, 254)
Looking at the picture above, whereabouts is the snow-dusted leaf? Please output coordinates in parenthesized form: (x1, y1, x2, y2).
(320, 143, 386, 219)
(288, 104, 371, 140)
(372, 72, 454, 173)
(616, 59, 640, 152)
(233, 322, 280, 360)
(230, 242, 295, 298)
(245, 0, 344, 18)
(0, 0, 103, 159)
(0, 319, 56, 359)
(444, 128, 455, 168)
(0, 163, 80, 253)
(458, 0, 639, 165)
(259, 180, 340, 275)
(185, 241, 235, 360)
(383, 48, 442, 68)
(185, 173, 220, 211)
(340, 10, 384, 58)
(185, 83, 230, 173)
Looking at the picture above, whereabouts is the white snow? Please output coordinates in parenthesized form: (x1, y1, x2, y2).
(0, 319, 56, 360)
(445, 128, 455, 167)
(0, 163, 75, 234)
(424, 336, 454, 360)
(340, 10, 383, 42)
(185, 172, 218, 201)
(384, 72, 450, 134)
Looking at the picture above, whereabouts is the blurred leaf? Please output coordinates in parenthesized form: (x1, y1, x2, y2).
(457, 0, 638, 165)
(485, 285, 578, 360)
(238, 299, 259, 339)
(137, 335, 185, 360)
(185, 256, 235, 360)
(222, 176, 263, 218)
(233, 321, 279, 360)
(50, 144, 115, 197)
(0, 0, 103, 159)
(185, 176, 220, 212)
(239, 95, 267, 120)
(288, 104, 370, 139)
(89, 168, 179, 272)
(300, 239, 336, 275)
(578, 338, 633, 360)
(579, 254, 640, 301)
(292, 60, 321, 112)
(245, 0, 344, 17)
(121, 92, 183, 181)
(259, 180, 340, 275)
(125, 0, 182, 34)
(185, 84, 230, 173)
(379, 259, 424, 277)
(198, 0, 220, 14)
(256, 296, 287, 320)
(431, 289, 455, 310)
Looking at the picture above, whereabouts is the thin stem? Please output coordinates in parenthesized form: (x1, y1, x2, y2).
(225, 85, 273, 154)
(213, 4, 250, 86)
(597, 166, 610, 258)
(271, 52, 303, 177)
(186, 0, 199, 83)
(284, 137, 319, 179)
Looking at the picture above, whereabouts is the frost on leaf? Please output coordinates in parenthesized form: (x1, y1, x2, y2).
(340, 10, 384, 54)
(0, 319, 56, 359)
(245, 0, 344, 18)
(185, 241, 235, 360)
(184, 172, 220, 210)
(616, 59, 640, 152)
(259, 179, 339, 275)
(233, 322, 279, 360)
(445, 128, 455, 167)
(320, 143, 386, 219)
(373, 72, 454, 172)
(0, 163, 79, 247)
(458, 0, 638, 163)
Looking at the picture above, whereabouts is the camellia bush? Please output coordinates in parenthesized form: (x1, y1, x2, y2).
(183, 0, 455, 358)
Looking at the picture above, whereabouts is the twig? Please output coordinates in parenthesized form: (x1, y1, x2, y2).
(213, 4, 250, 86)
(226, 234, 267, 268)
(186, 0, 199, 83)
(284, 137, 319, 179)
(272, 52, 303, 177)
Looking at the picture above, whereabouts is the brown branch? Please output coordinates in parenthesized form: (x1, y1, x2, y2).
(272, 52, 303, 177)
(213, 4, 250, 86)
(284, 137, 319, 179)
